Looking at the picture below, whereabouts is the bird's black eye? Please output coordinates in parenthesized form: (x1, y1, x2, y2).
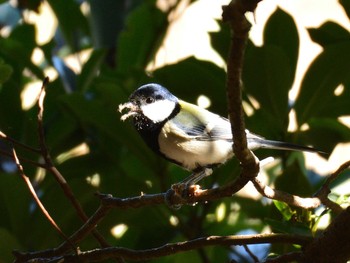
(145, 97, 154, 104)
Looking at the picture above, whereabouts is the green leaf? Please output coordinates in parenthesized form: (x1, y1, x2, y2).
(0, 173, 31, 239)
(0, 227, 21, 262)
(299, 118, 350, 154)
(77, 49, 107, 92)
(16, 0, 41, 12)
(294, 41, 350, 125)
(0, 59, 13, 85)
(273, 200, 294, 221)
(243, 45, 292, 131)
(209, 21, 230, 60)
(265, 218, 312, 236)
(117, 1, 167, 73)
(0, 37, 44, 79)
(9, 24, 36, 55)
(0, 79, 24, 139)
(275, 158, 313, 197)
(264, 8, 299, 77)
(308, 21, 350, 46)
(46, 0, 89, 51)
(88, 0, 143, 49)
(316, 81, 350, 119)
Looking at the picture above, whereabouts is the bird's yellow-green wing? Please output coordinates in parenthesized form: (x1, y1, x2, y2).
(167, 100, 233, 141)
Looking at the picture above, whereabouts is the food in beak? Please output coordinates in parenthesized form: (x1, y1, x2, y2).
(118, 102, 138, 121)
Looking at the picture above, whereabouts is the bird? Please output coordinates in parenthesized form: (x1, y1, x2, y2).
(119, 83, 323, 187)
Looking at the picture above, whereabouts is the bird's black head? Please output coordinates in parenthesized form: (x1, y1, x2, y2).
(125, 83, 179, 127)
(129, 83, 178, 108)
(119, 83, 180, 151)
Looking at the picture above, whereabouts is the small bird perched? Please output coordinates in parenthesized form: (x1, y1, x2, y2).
(119, 83, 322, 187)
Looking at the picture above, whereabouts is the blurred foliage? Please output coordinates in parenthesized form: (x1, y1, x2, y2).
(0, 0, 349, 262)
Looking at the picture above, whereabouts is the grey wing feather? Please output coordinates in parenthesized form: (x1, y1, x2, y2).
(185, 116, 233, 141)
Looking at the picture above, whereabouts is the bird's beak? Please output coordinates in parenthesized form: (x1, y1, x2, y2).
(118, 102, 139, 121)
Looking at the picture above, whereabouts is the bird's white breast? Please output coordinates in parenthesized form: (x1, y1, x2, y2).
(158, 122, 234, 171)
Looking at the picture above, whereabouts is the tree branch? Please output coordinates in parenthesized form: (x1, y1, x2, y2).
(11, 146, 70, 243)
(223, 0, 261, 177)
(62, 234, 311, 262)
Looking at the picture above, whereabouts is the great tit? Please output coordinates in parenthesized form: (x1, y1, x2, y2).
(119, 83, 321, 186)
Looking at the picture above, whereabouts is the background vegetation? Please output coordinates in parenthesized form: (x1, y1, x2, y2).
(0, 0, 349, 262)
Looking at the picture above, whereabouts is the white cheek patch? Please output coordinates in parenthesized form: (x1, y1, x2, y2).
(141, 100, 176, 123)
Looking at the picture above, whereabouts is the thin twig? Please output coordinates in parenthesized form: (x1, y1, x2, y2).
(36, 77, 110, 247)
(0, 148, 47, 168)
(264, 252, 303, 263)
(11, 146, 69, 242)
(14, 204, 113, 262)
(0, 131, 41, 153)
(314, 159, 350, 213)
(243, 244, 260, 263)
(251, 160, 350, 213)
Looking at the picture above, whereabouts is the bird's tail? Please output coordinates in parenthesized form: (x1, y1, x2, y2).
(250, 138, 327, 155)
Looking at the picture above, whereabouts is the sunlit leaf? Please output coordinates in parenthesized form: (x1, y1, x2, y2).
(273, 200, 294, 221)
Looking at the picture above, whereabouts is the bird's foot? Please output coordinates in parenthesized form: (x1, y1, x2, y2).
(172, 183, 201, 198)
(164, 183, 202, 209)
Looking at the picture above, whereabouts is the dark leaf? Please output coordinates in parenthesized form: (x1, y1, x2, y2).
(308, 21, 350, 46)
(0, 227, 21, 262)
(275, 158, 313, 196)
(266, 218, 312, 236)
(77, 49, 107, 92)
(153, 57, 227, 116)
(88, 0, 143, 49)
(299, 118, 350, 154)
(117, 1, 167, 73)
(0, 59, 13, 85)
(46, 0, 89, 51)
(339, 0, 350, 20)
(264, 8, 299, 77)
(209, 21, 230, 60)
(294, 41, 350, 124)
(17, 0, 41, 12)
(243, 44, 292, 132)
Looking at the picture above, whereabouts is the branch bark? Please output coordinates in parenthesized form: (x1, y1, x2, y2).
(223, 0, 261, 177)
